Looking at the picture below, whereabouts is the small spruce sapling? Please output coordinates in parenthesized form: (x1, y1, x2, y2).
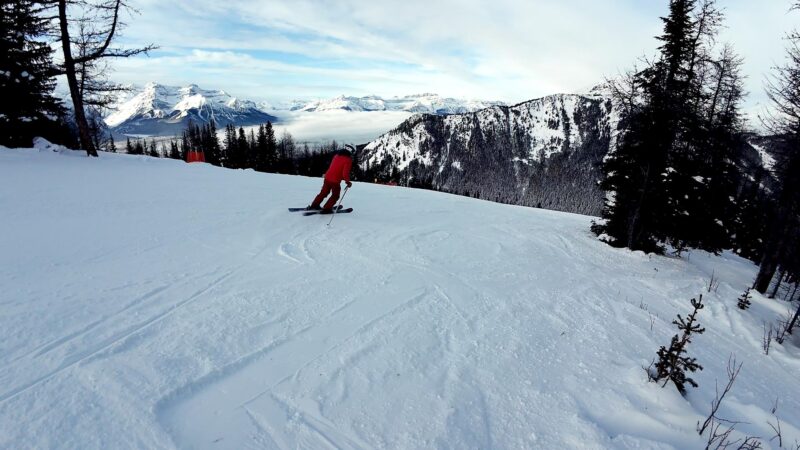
(737, 287, 753, 310)
(651, 295, 706, 394)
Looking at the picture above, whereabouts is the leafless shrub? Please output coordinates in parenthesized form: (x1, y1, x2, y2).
(698, 356, 743, 436)
(763, 323, 774, 355)
(737, 437, 764, 449)
(708, 270, 721, 293)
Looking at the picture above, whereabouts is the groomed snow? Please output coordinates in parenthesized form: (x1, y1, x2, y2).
(1, 146, 799, 449)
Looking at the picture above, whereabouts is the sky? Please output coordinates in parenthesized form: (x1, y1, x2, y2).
(110, 0, 796, 126)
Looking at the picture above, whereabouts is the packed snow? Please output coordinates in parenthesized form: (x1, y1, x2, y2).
(1, 144, 799, 449)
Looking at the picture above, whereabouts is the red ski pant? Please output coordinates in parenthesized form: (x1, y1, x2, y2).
(311, 179, 341, 210)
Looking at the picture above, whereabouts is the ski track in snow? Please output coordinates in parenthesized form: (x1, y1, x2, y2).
(1, 148, 800, 449)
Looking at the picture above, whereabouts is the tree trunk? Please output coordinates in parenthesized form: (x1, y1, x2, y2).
(754, 255, 779, 294)
(788, 301, 800, 335)
(770, 268, 786, 299)
(754, 206, 790, 294)
(57, 0, 97, 157)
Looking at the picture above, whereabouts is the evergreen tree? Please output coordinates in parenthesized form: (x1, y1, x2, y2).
(221, 124, 234, 167)
(180, 129, 190, 161)
(169, 140, 181, 160)
(651, 295, 705, 393)
(148, 139, 159, 157)
(736, 287, 752, 310)
(248, 129, 257, 169)
(235, 126, 248, 169)
(125, 137, 133, 154)
(265, 121, 277, 171)
(107, 134, 117, 153)
(253, 124, 269, 171)
(203, 122, 221, 166)
(594, 0, 745, 254)
(753, 3, 800, 293)
(0, 0, 66, 148)
(133, 139, 144, 155)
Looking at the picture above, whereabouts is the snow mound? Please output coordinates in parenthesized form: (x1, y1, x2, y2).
(32, 137, 72, 153)
(0, 148, 798, 449)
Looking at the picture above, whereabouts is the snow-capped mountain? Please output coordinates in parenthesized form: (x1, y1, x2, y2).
(105, 82, 276, 136)
(294, 93, 504, 114)
(359, 88, 778, 217)
(104, 85, 503, 138)
(360, 93, 616, 215)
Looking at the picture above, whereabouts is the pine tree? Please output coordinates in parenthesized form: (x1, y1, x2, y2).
(594, 0, 745, 255)
(169, 140, 181, 160)
(651, 295, 705, 393)
(235, 126, 248, 169)
(753, 3, 800, 293)
(244, 129, 255, 169)
(220, 124, 233, 167)
(265, 121, 277, 171)
(253, 124, 268, 171)
(203, 122, 221, 166)
(0, 0, 66, 148)
(125, 137, 133, 154)
(107, 134, 117, 153)
(737, 287, 752, 310)
(180, 130, 190, 161)
(148, 139, 158, 157)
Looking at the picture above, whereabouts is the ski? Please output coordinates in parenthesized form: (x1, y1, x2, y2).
(288, 205, 343, 212)
(303, 208, 353, 216)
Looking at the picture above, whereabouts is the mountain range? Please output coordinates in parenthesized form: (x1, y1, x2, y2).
(105, 83, 505, 137)
(103, 82, 774, 218)
(105, 83, 276, 137)
(284, 94, 505, 114)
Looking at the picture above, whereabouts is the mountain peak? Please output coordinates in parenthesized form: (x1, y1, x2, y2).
(105, 83, 275, 135)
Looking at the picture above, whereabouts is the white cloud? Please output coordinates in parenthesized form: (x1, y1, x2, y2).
(111, 0, 795, 124)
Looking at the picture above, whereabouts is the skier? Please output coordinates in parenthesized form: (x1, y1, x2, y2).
(307, 145, 354, 213)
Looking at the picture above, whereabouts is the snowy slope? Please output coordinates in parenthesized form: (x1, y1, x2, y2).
(1, 146, 799, 449)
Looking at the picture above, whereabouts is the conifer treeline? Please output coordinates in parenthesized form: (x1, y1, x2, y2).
(751, 0, 800, 298)
(0, 0, 72, 148)
(122, 120, 352, 179)
(592, 0, 798, 303)
(592, 0, 746, 256)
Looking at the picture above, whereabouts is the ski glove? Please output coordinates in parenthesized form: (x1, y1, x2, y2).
(346, 181, 352, 188)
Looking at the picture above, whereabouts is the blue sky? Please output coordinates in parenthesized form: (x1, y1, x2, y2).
(111, 0, 796, 125)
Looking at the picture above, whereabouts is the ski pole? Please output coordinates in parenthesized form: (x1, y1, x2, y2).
(327, 185, 350, 227)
